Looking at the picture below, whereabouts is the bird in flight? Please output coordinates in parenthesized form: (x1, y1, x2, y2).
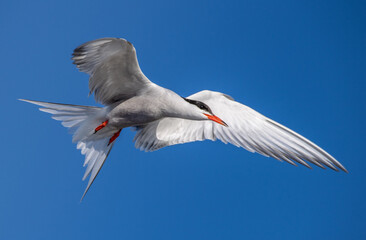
(20, 38, 347, 200)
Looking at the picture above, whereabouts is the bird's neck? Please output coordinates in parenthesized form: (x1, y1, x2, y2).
(163, 91, 204, 121)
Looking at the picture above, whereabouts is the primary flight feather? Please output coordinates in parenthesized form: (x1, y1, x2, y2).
(20, 38, 347, 200)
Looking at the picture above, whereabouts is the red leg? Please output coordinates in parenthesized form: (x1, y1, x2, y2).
(94, 120, 108, 133)
(108, 129, 122, 146)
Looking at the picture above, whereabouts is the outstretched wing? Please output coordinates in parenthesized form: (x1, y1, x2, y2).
(134, 90, 347, 172)
(72, 38, 153, 105)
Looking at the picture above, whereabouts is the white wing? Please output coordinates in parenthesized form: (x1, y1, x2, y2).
(72, 38, 153, 105)
(134, 90, 347, 172)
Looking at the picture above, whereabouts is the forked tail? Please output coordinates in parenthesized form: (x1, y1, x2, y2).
(19, 99, 117, 200)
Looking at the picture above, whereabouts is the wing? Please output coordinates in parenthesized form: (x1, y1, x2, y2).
(134, 90, 347, 172)
(72, 38, 153, 105)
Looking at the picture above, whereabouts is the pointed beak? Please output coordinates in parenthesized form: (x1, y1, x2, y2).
(203, 114, 228, 127)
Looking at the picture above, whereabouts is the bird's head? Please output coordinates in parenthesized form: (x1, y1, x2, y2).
(183, 97, 228, 126)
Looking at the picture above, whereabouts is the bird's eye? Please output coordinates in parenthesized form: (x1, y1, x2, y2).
(199, 105, 205, 110)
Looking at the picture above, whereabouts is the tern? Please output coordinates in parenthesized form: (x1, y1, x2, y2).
(20, 38, 347, 199)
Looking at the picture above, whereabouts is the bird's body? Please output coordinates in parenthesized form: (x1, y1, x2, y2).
(21, 37, 347, 200)
(107, 86, 205, 127)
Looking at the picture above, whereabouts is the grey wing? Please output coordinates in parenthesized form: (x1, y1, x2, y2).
(72, 38, 152, 105)
(134, 90, 347, 172)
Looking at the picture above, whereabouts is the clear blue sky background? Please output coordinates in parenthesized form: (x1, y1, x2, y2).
(1, 0, 365, 239)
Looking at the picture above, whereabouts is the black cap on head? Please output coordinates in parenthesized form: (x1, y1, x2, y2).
(183, 97, 213, 115)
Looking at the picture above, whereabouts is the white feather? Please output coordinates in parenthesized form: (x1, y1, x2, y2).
(134, 90, 347, 172)
(19, 99, 115, 200)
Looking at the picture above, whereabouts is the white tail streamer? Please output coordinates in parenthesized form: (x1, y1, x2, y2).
(20, 99, 114, 200)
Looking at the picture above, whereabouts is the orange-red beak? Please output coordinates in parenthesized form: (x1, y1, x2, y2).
(203, 114, 228, 127)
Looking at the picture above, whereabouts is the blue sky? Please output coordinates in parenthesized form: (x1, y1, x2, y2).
(1, 0, 365, 239)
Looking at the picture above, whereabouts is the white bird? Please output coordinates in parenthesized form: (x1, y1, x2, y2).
(20, 38, 347, 199)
